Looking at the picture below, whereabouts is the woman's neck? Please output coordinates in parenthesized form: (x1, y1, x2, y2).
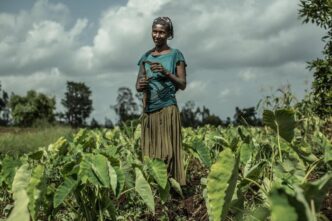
(154, 44, 170, 53)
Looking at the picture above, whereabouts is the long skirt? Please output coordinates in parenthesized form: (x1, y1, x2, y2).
(140, 104, 186, 186)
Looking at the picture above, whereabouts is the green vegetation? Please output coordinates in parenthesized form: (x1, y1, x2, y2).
(0, 102, 331, 220)
(61, 81, 94, 127)
(0, 1, 331, 220)
(0, 126, 75, 156)
(299, 0, 332, 118)
(9, 90, 56, 127)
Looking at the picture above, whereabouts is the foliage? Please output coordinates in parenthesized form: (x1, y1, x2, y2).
(61, 81, 93, 127)
(0, 82, 9, 125)
(233, 106, 262, 126)
(9, 90, 56, 127)
(89, 118, 100, 129)
(0, 126, 74, 155)
(180, 100, 224, 127)
(111, 87, 140, 124)
(0, 105, 331, 220)
(299, 0, 332, 118)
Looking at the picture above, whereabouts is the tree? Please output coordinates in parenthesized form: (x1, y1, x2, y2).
(104, 117, 114, 129)
(61, 81, 93, 127)
(0, 82, 9, 125)
(90, 118, 100, 129)
(299, 0, 332, 117)
(111, 87, 140, 124)
(180, 100, 199, 127)
(233, 106, 262, 126)
(181, 101, 224, 127)
(9, 90, 56, 127)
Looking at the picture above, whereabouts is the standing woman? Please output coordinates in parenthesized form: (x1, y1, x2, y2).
(135, 17, 187, 186)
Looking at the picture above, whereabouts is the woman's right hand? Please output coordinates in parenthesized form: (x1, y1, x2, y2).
(137, 77, 150, 91)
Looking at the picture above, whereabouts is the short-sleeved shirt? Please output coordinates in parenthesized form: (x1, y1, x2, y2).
(137, 48, 187, 113)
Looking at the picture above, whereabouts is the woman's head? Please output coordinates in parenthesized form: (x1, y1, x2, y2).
(152, 17, 174, 41)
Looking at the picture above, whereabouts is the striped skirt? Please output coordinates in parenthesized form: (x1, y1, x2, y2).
(140, 104, 186, 186)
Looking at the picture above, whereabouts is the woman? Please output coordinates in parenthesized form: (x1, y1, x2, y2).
(135, 17, 187, 186)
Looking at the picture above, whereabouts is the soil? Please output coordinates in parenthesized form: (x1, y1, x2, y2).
(142, 158, 209, 221)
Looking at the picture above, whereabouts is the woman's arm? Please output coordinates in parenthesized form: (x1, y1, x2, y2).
(170, 61, 186, 90)
(135, 64, 149, 92)
(150, 61, 187, 90)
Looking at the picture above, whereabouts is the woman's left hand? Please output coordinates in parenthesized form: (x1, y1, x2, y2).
(150, 62, 168, 76)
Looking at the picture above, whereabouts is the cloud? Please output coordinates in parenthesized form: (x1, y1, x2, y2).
(0, 0, 325, 123)
(238, 69, 257, 81)
(0, 0, 87, 76)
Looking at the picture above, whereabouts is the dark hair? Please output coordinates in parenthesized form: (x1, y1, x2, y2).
(152, 17, 174, 40)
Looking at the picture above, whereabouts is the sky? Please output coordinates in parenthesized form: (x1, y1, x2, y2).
(0, 0, 325, 124)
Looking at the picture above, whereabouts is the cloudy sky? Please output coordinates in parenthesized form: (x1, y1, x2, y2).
(0, 0, 325, 124)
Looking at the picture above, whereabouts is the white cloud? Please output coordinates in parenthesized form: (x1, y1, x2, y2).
(238, 69, 257, 81)
(0, 0, 325, 122)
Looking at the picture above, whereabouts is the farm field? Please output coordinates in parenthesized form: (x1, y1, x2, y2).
(0, 126, 75, 156)
(0, 109, 332, 221)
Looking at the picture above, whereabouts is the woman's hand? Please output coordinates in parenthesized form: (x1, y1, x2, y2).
(137, 77, 150, 91)
(150, 62, 170, 76)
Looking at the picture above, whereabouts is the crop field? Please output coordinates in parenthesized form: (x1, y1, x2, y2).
(0, 108, 331, 221)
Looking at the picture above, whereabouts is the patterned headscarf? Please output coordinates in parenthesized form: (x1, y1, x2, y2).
(152, 17, 174, 40)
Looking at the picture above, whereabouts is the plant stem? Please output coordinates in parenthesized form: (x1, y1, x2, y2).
(276, 122, 283, 162)
(243, 177, 268, 196)
(302, 159, 322, 184)
(118, 187, 135, 198)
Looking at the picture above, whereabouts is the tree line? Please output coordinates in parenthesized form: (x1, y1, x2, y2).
(1, 0, 330, 128)
(0, 81, 263, 128)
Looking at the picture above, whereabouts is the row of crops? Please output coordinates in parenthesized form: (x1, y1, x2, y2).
(0, 108, 331, 220)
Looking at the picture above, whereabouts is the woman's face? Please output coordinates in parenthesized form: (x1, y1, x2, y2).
(151, 24, 169, 47)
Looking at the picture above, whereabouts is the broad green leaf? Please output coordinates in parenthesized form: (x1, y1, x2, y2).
(290, 144, 318, 163)
(0, 156, 21, 188)
(193, 139, 212, 167)
(169, 178, 184, 198)
(92, 130, 103, 149)
(28, 149, 45, 160)
(202, 188, 211, 218)
(302, 172, 332, 210)
(135, 168, 155, 214)
(318, 132, 332, 164)
(48, 136, 67, 155)
(27, 165, 45, 221)
(134, 123, 141, 141)
(7, 164, 31, 221)
(79, 153, 110, 187)
(114, 166, 125, 197)
(54, 177, 78, 208)
(241, 161, 267, 187)
(214, 135, 230, 147)
(207, 148, 240, 221)
(269, 188, 298, 221)
(147, 158, 168, 189)
(61, 161, 78, 176)
(158, 181, 170, 203)
(73, 128, 88, 145)
(230, 137, 240, 152)
(325, 142, 332, 164)
(263, 109, 296, 142)
(237, 127, 250, 144)
(286, 186, 316, 221)
(108, 162, 117, 195)
(246, 206, 270, 221)
(240, 143, 253, 164)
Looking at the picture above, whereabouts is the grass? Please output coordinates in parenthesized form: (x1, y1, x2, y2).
(0, 126, 76, 156)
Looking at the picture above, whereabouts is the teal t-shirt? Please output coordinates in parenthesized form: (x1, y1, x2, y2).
(137, 48, 187, 113)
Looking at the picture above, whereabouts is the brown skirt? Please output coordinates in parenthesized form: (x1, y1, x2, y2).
(140, 104, 186, 186)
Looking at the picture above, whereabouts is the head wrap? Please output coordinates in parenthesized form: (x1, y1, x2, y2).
(152, 17, 174, 40)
